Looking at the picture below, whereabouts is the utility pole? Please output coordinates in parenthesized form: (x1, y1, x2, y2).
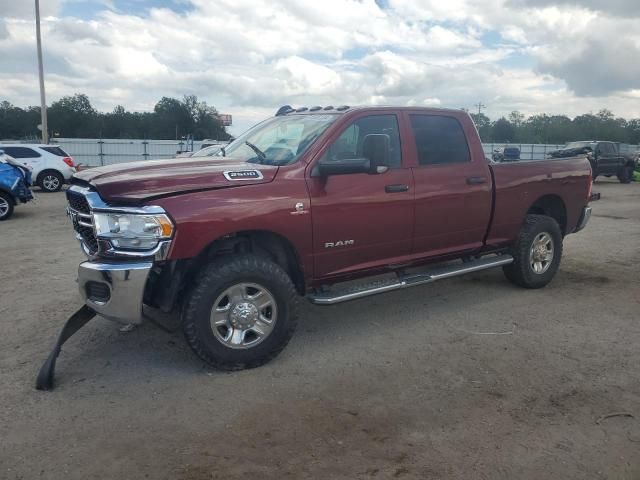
(474, 102, 486, 115)
(35, 0, 48, 143)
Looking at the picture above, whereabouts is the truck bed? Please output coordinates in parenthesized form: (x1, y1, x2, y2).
(486, 156, 592, 247)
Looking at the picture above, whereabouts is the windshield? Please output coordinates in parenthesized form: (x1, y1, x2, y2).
(192, 145, 224, 157)
(220, 114, 339, 166)
(565, 141, 594, 149)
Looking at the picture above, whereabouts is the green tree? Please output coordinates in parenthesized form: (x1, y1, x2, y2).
(48, 94, 98, 137)
(508, 111, 525, 127)
(492, 117, 515, 143)
(470, 112, 492, 141)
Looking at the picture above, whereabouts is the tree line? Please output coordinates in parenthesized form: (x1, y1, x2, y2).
(0, 94, 231, 141)
(2, 94, 640, 145)
(470, 109, 640, 145)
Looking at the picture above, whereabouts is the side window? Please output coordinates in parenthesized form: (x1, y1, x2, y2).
(41, 146, 68, 156)
(409, 115, 470, 166)
(323, 115, 402, 168)
(2, 147, 40, 159)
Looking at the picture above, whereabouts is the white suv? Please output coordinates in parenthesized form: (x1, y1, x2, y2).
(0, 144, 76, 192)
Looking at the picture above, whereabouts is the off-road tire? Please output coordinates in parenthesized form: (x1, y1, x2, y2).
(503, 214, 563, 289)
(182, 254, 299, 370)
(37, 170, 64, 192)
(617, 165, 633, 184)
(0, 191, 14, 220)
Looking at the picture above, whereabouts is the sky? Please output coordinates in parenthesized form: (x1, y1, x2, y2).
(1, 0, 640, 135)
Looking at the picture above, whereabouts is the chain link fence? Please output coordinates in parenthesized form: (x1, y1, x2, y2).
(8, 138, 632, 167)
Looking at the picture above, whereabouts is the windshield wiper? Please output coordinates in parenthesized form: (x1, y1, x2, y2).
(245, 141, 267, 163)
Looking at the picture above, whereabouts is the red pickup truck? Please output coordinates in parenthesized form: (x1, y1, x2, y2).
(37, 105, 597, 388)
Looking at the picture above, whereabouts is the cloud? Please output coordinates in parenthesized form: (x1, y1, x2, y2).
(0, 0, 64, 18)
(1, 0, 640, 134)
(537, 34, 640, 96)
(508, 0, 640, 17)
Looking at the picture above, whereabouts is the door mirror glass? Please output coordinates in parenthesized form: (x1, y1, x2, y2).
(316, 157, 371, 176)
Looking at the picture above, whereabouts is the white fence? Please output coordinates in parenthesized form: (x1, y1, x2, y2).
(482, 143, 564, 161)
(50, 138, 207, 166)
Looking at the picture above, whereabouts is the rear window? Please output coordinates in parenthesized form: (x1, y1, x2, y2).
(1, 146, 41, 159)
(40, 146, 69, 156)
(409, 115, 471, 165)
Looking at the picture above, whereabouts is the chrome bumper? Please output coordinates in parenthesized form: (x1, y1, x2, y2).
(78, 260, 152, 325)
(574, 206, 592, 233)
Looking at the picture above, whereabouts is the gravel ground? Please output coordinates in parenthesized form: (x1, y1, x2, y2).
(0, 179, 638, 480)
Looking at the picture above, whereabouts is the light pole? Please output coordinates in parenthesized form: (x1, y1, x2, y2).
(35, 0, 48, 143)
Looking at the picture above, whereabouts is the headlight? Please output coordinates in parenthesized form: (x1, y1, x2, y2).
(93, 212, 174, 250)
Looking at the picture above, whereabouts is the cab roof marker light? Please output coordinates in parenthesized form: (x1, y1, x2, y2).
(275, 105, 294, 116)
(295, 107, 309, 112)
(309, 106, 322, 111)
(336, 105, 350, 111)
(323, 106, 334, 110)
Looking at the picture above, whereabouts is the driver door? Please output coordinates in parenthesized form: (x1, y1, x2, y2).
(306, 114, 414, 278)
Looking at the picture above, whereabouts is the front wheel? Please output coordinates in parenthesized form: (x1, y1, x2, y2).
(182, 255, 299, 370)
(503, 214, 563, 289)
(0, 192, 14, 220)
(617, 165, 633, 184)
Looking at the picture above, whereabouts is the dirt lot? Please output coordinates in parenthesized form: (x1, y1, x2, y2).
(0, 179, 638, 479)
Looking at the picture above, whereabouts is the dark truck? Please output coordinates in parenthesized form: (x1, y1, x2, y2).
(549, 141, 636, 183)
(37, 105, 598, 389)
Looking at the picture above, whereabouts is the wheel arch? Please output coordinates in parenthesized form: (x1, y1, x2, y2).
(36, 168, 64, 183)
(193, 230, 305, 295)
(0, 187, 18, 207)
(526, 194, 567, 235)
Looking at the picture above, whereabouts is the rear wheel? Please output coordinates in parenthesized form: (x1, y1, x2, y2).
(38, 170, 64, 192)
(182, 254, 299, 370)
(617, 165, 633, 184)
(0, 192, 14, 220)
(503, 214, 563, 289)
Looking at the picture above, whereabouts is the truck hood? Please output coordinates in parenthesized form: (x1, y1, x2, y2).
(73, 157, 278, 203)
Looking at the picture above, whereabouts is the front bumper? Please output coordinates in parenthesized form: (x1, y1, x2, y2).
(574, 206, 592, 233)
(78, 260, 152, 324)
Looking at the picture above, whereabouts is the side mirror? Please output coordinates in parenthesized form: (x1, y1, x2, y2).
(314, 133, 391, 176)
(362, 133, 390, 173)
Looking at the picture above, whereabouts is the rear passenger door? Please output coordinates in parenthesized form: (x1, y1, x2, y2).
(407, 113, 492, 258)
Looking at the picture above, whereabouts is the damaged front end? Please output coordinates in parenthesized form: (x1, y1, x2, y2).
(36, 185, 175, 390)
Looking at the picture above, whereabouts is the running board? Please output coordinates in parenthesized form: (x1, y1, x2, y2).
(308, 255, 513, 305)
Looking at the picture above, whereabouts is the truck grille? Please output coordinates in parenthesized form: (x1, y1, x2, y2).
(66, 190, 99, 254)
(67, 190, 91, 213)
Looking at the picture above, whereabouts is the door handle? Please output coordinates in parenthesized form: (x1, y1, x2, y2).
(466, 176, 487, 185)
(385, 184, 409, 193)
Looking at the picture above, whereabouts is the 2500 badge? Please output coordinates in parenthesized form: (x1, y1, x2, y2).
(223, 170, 264, 181)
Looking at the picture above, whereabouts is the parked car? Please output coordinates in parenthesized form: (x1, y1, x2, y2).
(175, 144, 226, 158)
(0, 144, 76, 192)
(38, 105, 598, 389)
(200, 139, 228, 149)
(549, 141, 636, 183)
(492, 146, 520, 162)
(0, 150, 34, 220)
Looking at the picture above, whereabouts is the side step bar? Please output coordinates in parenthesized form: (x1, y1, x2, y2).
(308, 255, 513, 305)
